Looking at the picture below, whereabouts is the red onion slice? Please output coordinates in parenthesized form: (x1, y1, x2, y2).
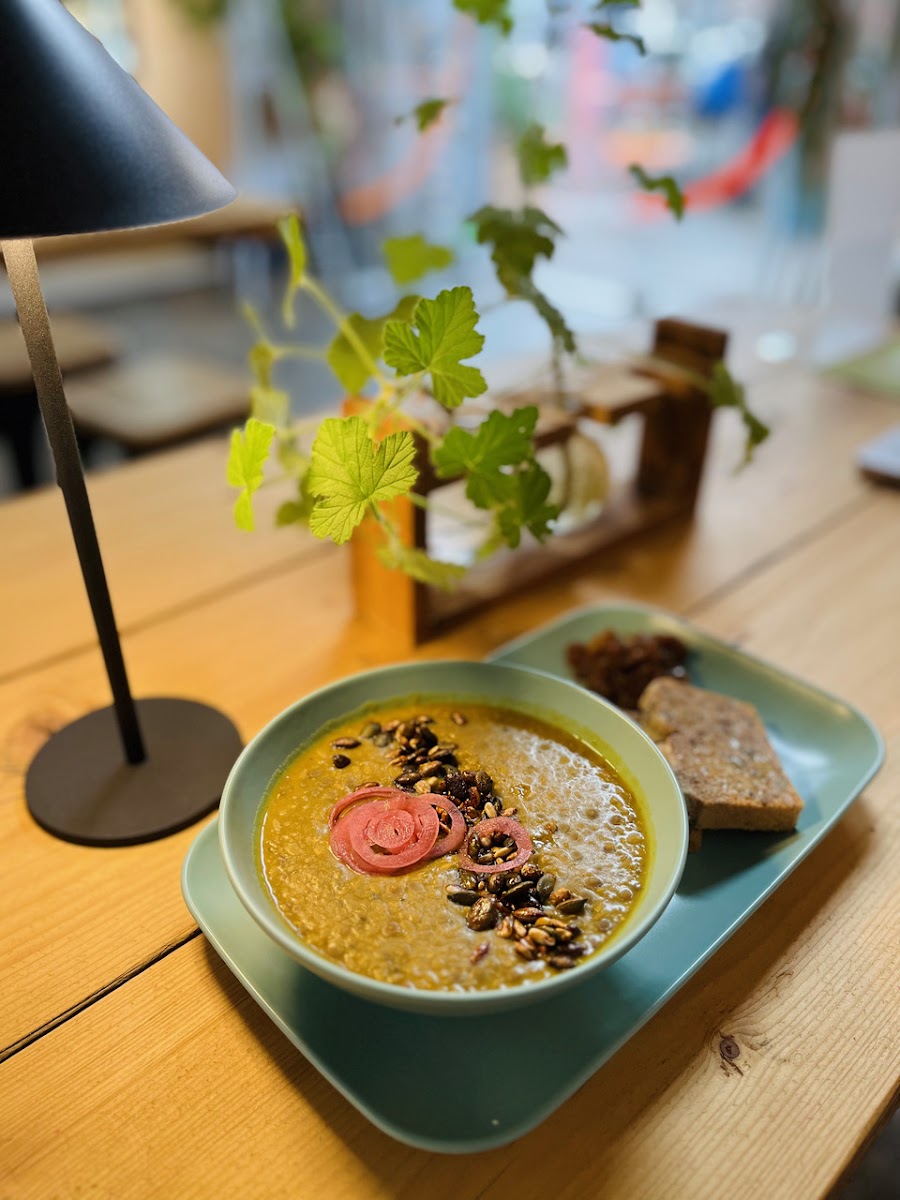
(328, 785, 404, 827)
(419, 795, 466, 858)
(330, 793, 442, 874)
(456, 816, 534, 874)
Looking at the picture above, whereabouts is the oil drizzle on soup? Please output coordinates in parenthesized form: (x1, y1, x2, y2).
(258, 701, 648, 991)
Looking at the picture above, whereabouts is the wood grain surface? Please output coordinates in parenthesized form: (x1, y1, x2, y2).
(0, 364, 898, 1199)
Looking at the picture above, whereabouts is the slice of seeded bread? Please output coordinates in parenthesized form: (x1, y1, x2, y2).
(638, 676, 803, 842)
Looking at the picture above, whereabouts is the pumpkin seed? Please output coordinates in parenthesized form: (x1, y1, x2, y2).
(466, 896, 499, 932)
(536, 873, 556, 903)
(513, 907, 543, 924)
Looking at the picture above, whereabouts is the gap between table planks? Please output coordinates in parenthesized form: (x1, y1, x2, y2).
(1, 492, 898, 1200)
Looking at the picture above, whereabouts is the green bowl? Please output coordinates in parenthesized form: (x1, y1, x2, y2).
(219, 660, 688, 1015)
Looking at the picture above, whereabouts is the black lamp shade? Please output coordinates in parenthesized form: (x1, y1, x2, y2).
(0, 0, 237, 239)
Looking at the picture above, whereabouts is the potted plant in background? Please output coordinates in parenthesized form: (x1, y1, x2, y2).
(224, 1, 769, 634)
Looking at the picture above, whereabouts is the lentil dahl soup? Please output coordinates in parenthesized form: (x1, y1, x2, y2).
(258, 700, 649, 992)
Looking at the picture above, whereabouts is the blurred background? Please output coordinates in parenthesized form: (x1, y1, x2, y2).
(2, 0, 899, 495)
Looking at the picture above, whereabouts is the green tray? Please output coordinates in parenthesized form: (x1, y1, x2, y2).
(181, 603, 883, 1153)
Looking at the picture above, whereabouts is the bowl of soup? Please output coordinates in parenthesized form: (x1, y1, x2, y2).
(219, 661, 687, 1014)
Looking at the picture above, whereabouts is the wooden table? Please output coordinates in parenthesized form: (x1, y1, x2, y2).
(0, 366, 897, 1199)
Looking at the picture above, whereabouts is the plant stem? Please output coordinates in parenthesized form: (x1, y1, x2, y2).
(302, 275, 386, 383)
(275, 344, 328, 362)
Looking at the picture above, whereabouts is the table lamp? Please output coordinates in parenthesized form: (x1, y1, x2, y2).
(1, 0, 244, 846)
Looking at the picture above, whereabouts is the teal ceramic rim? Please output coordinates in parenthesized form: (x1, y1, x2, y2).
(218, 660, 688, 1011)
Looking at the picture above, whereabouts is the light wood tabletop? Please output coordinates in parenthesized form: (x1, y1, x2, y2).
(0, 364, 897, 1199)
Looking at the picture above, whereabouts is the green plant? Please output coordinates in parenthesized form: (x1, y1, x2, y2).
(228, 2, 769, 584)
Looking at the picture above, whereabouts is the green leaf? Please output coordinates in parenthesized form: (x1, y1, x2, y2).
(495, 461, 559, 548)
(277, 213, 308, 326)
(409, 98, 452, 132)
(383, 234, 455, 286)
(383, 286, 487, 409)
(468, 205, 562, 290)
(517, 124, 568, 188)
(326, 313, 387, 394)
(376, 542, 466, 590)
(226, 418, 275, 532)
(584, 22, 646, 54)
(432, 406, 557, 548)
(453, 0, 513, 35)
(277, 213, 307, 286)
(276, 437, 309, 476)
(432, 406, 539, 480)
(307, 416, 418, 544)
(275, 472, 315, 527)
(248, 341, 277, 389)
(249, 385, 289, 428)
(629, 164, 686, 220)
(708, 362, 770, 466)
(468, 206, 576, 358)
(470, 460, 559, 551)
(592, 0, 640, 9)
(325, 296, 419, 394)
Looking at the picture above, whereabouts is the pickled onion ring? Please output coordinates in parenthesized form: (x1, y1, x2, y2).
(419, 794, 466, 858)
(329, 792, 439, 874)
(328, 785, 403, 827)
(456, 816, 533, 874)
(329, 786, 468, 874)
(348, 800, 439, 871)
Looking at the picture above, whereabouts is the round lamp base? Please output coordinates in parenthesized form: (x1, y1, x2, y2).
(25, 697, 243, 847)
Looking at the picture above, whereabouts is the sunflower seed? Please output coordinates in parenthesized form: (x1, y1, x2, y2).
(527, 927, 555, 947)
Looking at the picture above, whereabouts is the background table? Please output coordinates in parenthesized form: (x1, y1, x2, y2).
(0, 365, 897, 1199)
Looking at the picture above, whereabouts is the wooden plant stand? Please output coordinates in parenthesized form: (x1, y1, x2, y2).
(349, 318, 728, 649)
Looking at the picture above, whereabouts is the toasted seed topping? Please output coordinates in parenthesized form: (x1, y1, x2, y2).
(466, 896, 499, 932)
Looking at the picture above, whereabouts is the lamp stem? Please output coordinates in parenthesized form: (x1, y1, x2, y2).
(2, 238, 146, 765)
